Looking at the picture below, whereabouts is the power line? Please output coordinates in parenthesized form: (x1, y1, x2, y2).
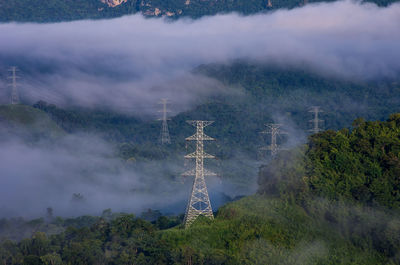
(182, 120, 216, 227)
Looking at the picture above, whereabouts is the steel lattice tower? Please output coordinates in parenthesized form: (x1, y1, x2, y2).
(183, 120, 216, 227)
(8, 66, 20, 105)
(158, 98, 171, 144)
(260, 124, 287, 158)
(309, 106, 323, 134)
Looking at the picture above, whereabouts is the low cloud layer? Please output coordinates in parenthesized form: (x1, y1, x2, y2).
(0, 134, 188, 218)
(0, 0, 399, 113)
(0, 131, 250, 218)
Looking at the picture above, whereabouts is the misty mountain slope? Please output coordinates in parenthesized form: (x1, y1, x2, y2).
(22, 63, 400, 198)
(30, 62, 400, 150)
(0, 104, 65, 140)
(1, 116, 400, 264)
(195, 62, 400, 131)
(0, 0, 398, 22)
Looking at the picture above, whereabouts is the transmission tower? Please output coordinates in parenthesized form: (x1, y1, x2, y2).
(8, 66, 20, 104)
(260, 124, 287, 158)
(158, 98, 171, 144)
(309, 106, 323, 134)
(182, 120, 216, 227)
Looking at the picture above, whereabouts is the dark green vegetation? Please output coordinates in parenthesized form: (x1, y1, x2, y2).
(29, 62, 400, 156)
(0, 0, 398, 23)
(258, 113, 400, 210)
(0, 104, 64, 140)
(0, 194, 399, 264)
(195, 62, 400, 132)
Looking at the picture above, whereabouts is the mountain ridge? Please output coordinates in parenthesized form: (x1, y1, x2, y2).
(0, 0, 398, 23)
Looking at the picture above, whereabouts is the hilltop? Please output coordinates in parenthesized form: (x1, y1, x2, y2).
(0, 0, 398, 22)
(0, 104, 65, 140)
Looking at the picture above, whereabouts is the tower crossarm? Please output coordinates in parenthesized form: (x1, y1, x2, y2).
(185, 134, 215, 141)
(184, 151, 215, 159)
(182, 168, 217, 177)
(186, 120, 214, 127)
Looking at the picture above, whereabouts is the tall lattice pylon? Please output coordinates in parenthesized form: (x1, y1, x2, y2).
(260, 124, 287, 158)
(8, 66, 20, 105)
(309, 106, 323, 134)
(182, 120, 216, 228)
(158, 98, 171, 144)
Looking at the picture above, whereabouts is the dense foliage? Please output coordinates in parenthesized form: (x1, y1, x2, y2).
(1, 195, 399, 265)
(0, 0, 398, 22)
(306, 114, 400, 208)
(259, 114, 400, 210)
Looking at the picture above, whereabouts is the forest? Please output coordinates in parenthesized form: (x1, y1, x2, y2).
(0, 0, 398, 22)
(0, 61, 400, 264)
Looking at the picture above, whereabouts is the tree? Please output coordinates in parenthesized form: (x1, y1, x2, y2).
(40, 253, 62, 265)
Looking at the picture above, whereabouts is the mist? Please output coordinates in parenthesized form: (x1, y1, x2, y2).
(0, 0, 399, 113)
(0, 132, 191, 218)
(0, 0, 399, 218)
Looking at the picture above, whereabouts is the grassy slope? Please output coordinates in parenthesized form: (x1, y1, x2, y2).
(160, 195, 392, 264)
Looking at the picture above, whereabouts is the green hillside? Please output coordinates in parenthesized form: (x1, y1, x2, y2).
(0, 104, 65, 140)
(0, 0, 398, 22)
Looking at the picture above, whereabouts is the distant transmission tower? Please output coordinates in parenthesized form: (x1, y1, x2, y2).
(8, 66, 20, 104)
(260, 124, 287, 158)
(158, 98, 171, 144)
(309, 106, 323, 134)
(182, 121, 216, 227)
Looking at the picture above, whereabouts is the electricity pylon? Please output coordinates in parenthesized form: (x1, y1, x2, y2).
(309, 106, 323, 134)
(260, 124, 287, 158)
(182, 120, 216, 227)
(158, 98, 171, 144)
(8, 66, 20, 104)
